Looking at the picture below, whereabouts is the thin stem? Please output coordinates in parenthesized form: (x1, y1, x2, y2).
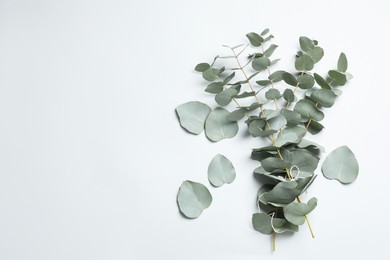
(272, 232, 276, 252)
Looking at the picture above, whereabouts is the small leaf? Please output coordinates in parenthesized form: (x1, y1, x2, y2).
(284, 197, 318, 225)
(305, 120, 324, 135)
(208, 154, 236, 187)
(283, 72, 298, 86)
(297, 74, 315, 89)
(246, 32, 264, 47)
(306, 46, 324, 63)
(283, 89, 295, 103)
(252, 57, 271, 71)
(310, 89, 337, 108)
(222, 72, 236, 85)
(176, 101, 211, 135)
(322, 146, 359, 184)
(195, 62, 210, 72)
(263, 44, 278, 58)
(252, 213, 273, 235)
(205, 82, 223, 94)
(202, 67, 224, 82)
(265, 89, 281, 100)
(260, 28, 270, 36)
(226, 108, 247, 122)
(337, 52, 348, 73)
(294, 99, 324, 122)
(328, 70, 347, 86)
(314, 73, 331, 90)
(177, 180, 212, 219)
(215, 88, 239, 106)
(299, 36, 315, 52)
(205, 108, 239, 142)
(256, 80, 272, 86)
(295, 55, 314, 71)
(268, 70, 286, 82)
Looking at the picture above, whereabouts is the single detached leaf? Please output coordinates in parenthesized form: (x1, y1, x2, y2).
(177, 180, 212, 219)
(299, 36, 315, 52)
(328, 70, 347, 86)
(252, 57, 271, 71)
(294, 99, 324, 122)
(322, 146, 359, 184)
(205, 108, 239, 142)
(208, 154, 236, 187)
(252, 213, 273, 235)
(246, 32, 264, 47)
(265, 89, 281, 100)
(284, 197, 318, 225)
(176, 101, 211, 135)
(314, 73, 331, 90)
(337, 52, 348, 73)
(295, 55, 314, 71)
(195, 62, 210, 72)
(310, 89, 337, 108)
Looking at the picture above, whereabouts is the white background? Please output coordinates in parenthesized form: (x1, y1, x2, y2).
(1, 0, 389, 259)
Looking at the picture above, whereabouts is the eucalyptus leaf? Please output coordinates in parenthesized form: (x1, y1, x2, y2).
(205, 82, 224, 94)
(246, 32, 264, 47)
(265, 89, 281, 100)
(310, 89, 337, 108)
(273, 218, 299, 233)
(252, 213, 273, 235)
(261, 28, 270, 36)
(295, 55, 314, 71)
(177, 180, 212, 219)
(284, 197, 318, 225)
(283, 89, 295, 103)
(283, 72, 298, 86)
(256, 80, 272, 86)
(268, 70, 286, 82)
(176, 101, 211, 135)
(299, 36, 314, 52)
(328, 70, 347, 86)
(261, 157, 290, 172)
(305, 120, 324, 135)
(306, 46, 324, 63)
(195, 62, 210, 72)
(322, 146, 359, 184)
(248, 119, 266, 137)
(281, 109, 301, 126)
(314, 73, 331, 90)
(294, 99, 324, 122)
(263, 44, 278, 58)
(203, 67, 224, 82)
(235, 91, 256, 99)
(337, 52, 348, 73)
(252, 57, 271, 71)
(297, 74, 315, 89)
(226, 108, 248, 121)
(276, 132, 299, 147)
(260, 181, 300, 207)
(205, 108, 239, 142)
(215, 88, 239, 106)
(208, 154, 236, 187)
(268, 114, 287, 130)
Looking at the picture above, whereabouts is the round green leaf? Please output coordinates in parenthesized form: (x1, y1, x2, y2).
(215, 88, 239, 106)
(283, 72, 298, 86)
(195, 62, 210, 72)
(265, 89, 281, 100)
(246, 32, 264, 47)
(295, 55, 314, 71)
(226, 108, 247, 122)
(306, 46, 324, 63)
(176, 101, 211, 135)
(305, 120, 324, 135)
(310, 89, 337, 108)
(252, 213, 273, 235)
(268, 70, 285, 82)
(205, 82, 223, 94)
(321, 146, 359, 184)
(297, 74, 315, 89)
(281, 109, 301, 126)
(284, 197, 318, 225)
(328, 70, 347, 86)
(299, 36, 314, 52)
(294, 99, 324, 122)
(208, 154, 236, 187)
(252, 57, 271, 71)
(205, 108, 239, 142)
(248, 119, 266, 137)
(268, 114, 287, 130)
(177, 180, 212, 219)
(283, 89, 295, 103)
(314, 73, 331, 90)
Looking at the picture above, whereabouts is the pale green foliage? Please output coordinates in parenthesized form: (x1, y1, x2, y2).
(175, 29, 358, 248)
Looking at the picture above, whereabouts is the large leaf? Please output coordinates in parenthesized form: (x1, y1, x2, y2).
(205, 108, 239, 142)
(252, 213, 273, 235)
(177, 180, 212, 219)
(294, 99, 324, 122)
(321, 146, 359, 184)
(208, 154, 236, 187)
(310, 89, 337, 108)
(295, 55, 314, 71)
(284, 197, 318, 225)
(176, 101, 211, 135)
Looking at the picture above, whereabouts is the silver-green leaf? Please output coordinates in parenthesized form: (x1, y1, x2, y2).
(294, 99, 324, 122)
(252, 57, 271, 71)
(252, 213, 273, 235)
(246, 32, 264, 47)
(337, 52, 348, 73)
(205, 108, 239, 142)
(176, 101, 211, 135)
(321, 145, 359, 184)
(208, 154, 236, 187)
(295, 55, 314, 71)
(177, 180, 212, 219)
(284, 197, 318, 225)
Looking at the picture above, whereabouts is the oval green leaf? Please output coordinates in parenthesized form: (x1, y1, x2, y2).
(284, 197, 318, 225)
(246, 32, 264, 47)
(205, 108, 239, 142)
(337, 52, 348, 73)
(295, 55, 314, 71)
(252, 57, 271, 71)
(177, 180, 212, 219)
(265, 89, 281, 100)
(252, 213, 273, 235)
(321, 145, 359, 184)
(176, 101, 211, 135)
(294, 99, 324, 122)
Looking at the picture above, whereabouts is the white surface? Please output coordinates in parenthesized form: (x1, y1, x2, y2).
(0, 0, 389, 259)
